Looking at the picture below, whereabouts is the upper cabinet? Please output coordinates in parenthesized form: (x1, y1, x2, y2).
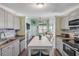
(7, 12, 14, 28)
(4, 10, 8, 28)
(62, 16, 69, 29)
(0, 8, 5, 28)
(0, 7, 20, 29)
(62, 9, 79, 30)
(14, 16, 20, 30)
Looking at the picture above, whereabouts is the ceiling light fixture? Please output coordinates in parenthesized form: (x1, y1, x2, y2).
(35, 3, 45, 8)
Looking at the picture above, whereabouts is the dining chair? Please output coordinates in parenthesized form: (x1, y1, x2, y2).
(31, 49, 40, 56)
(29, 36, 40, 56)
(41, 34, 53, 56)
(41, 49, 49, 56)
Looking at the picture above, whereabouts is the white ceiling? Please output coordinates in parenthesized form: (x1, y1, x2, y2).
(0, 3, 79, 16)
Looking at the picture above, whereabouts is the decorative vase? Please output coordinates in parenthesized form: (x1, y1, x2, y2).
(39, 35, 41, 40)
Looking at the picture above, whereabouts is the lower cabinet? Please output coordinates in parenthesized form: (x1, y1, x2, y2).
(2, 40, 19, 56)
(2, 45, 12, 56)
(56, 37, 63, 55)
(12, 40, 19, 56)
(21, 39, 25, 52)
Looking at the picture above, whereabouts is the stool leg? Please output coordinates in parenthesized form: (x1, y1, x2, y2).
(40, 49, 41, 56)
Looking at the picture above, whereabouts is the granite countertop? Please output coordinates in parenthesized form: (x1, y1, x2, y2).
(0, 35, 25, 48)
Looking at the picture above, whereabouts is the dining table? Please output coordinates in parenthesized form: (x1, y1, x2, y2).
(28, 36, 53, 56)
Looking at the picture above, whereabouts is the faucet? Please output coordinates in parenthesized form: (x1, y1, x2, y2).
(0, 31, 5, 40)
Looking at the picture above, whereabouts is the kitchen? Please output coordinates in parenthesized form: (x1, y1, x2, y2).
(0, 3, 79, 56)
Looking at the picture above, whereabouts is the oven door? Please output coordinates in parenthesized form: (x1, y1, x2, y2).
(63, 44, 76, 56)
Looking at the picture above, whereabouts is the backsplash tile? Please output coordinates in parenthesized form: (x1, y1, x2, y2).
(0, 29, 16, 39)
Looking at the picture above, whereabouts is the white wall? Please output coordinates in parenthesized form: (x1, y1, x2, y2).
(25, 17, 31, 40)
(49, 16, 56, 48)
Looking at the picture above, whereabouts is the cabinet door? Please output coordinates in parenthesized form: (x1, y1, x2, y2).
(56, 37, 63, 54)
(62, 17, 69, 29)
(12, 45, 15, 56)
(21, 39, 25, 52)
(15, 40, 19, 56)
(12, 40, 19, 56)
(0, 8, 5, 28)
(4, 10, 8, 28)
(2, 45, 12, 56)
(7, 12, 14, 28)
(14, 16, 20, 29)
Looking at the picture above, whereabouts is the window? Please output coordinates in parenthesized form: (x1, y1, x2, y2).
(38, 24, 47, 34)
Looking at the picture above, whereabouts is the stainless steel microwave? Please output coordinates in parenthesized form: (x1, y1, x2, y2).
(69, 19, 79, 26)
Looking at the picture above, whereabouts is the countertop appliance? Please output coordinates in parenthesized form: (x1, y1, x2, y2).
(69, 19, 79, 30)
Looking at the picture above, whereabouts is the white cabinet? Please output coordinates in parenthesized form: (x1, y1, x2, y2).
(56, 37, 63, 55)
(0, 8, 5, 28)
(4, 10, 8, 28)
(2, 40, 19, 56)
(62, 16, 69, 29)
(12, 40, 19, 56)
(2, 45, 12, 56)
(14, 16, 20, 29)
(68, 9, 79, 21)
(21, 39, 25, 52)
(7, 12, 14, 28)
(14, 41, 19, 56)
(5, 11, 20, 29)
(0, 7, 20, 29)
